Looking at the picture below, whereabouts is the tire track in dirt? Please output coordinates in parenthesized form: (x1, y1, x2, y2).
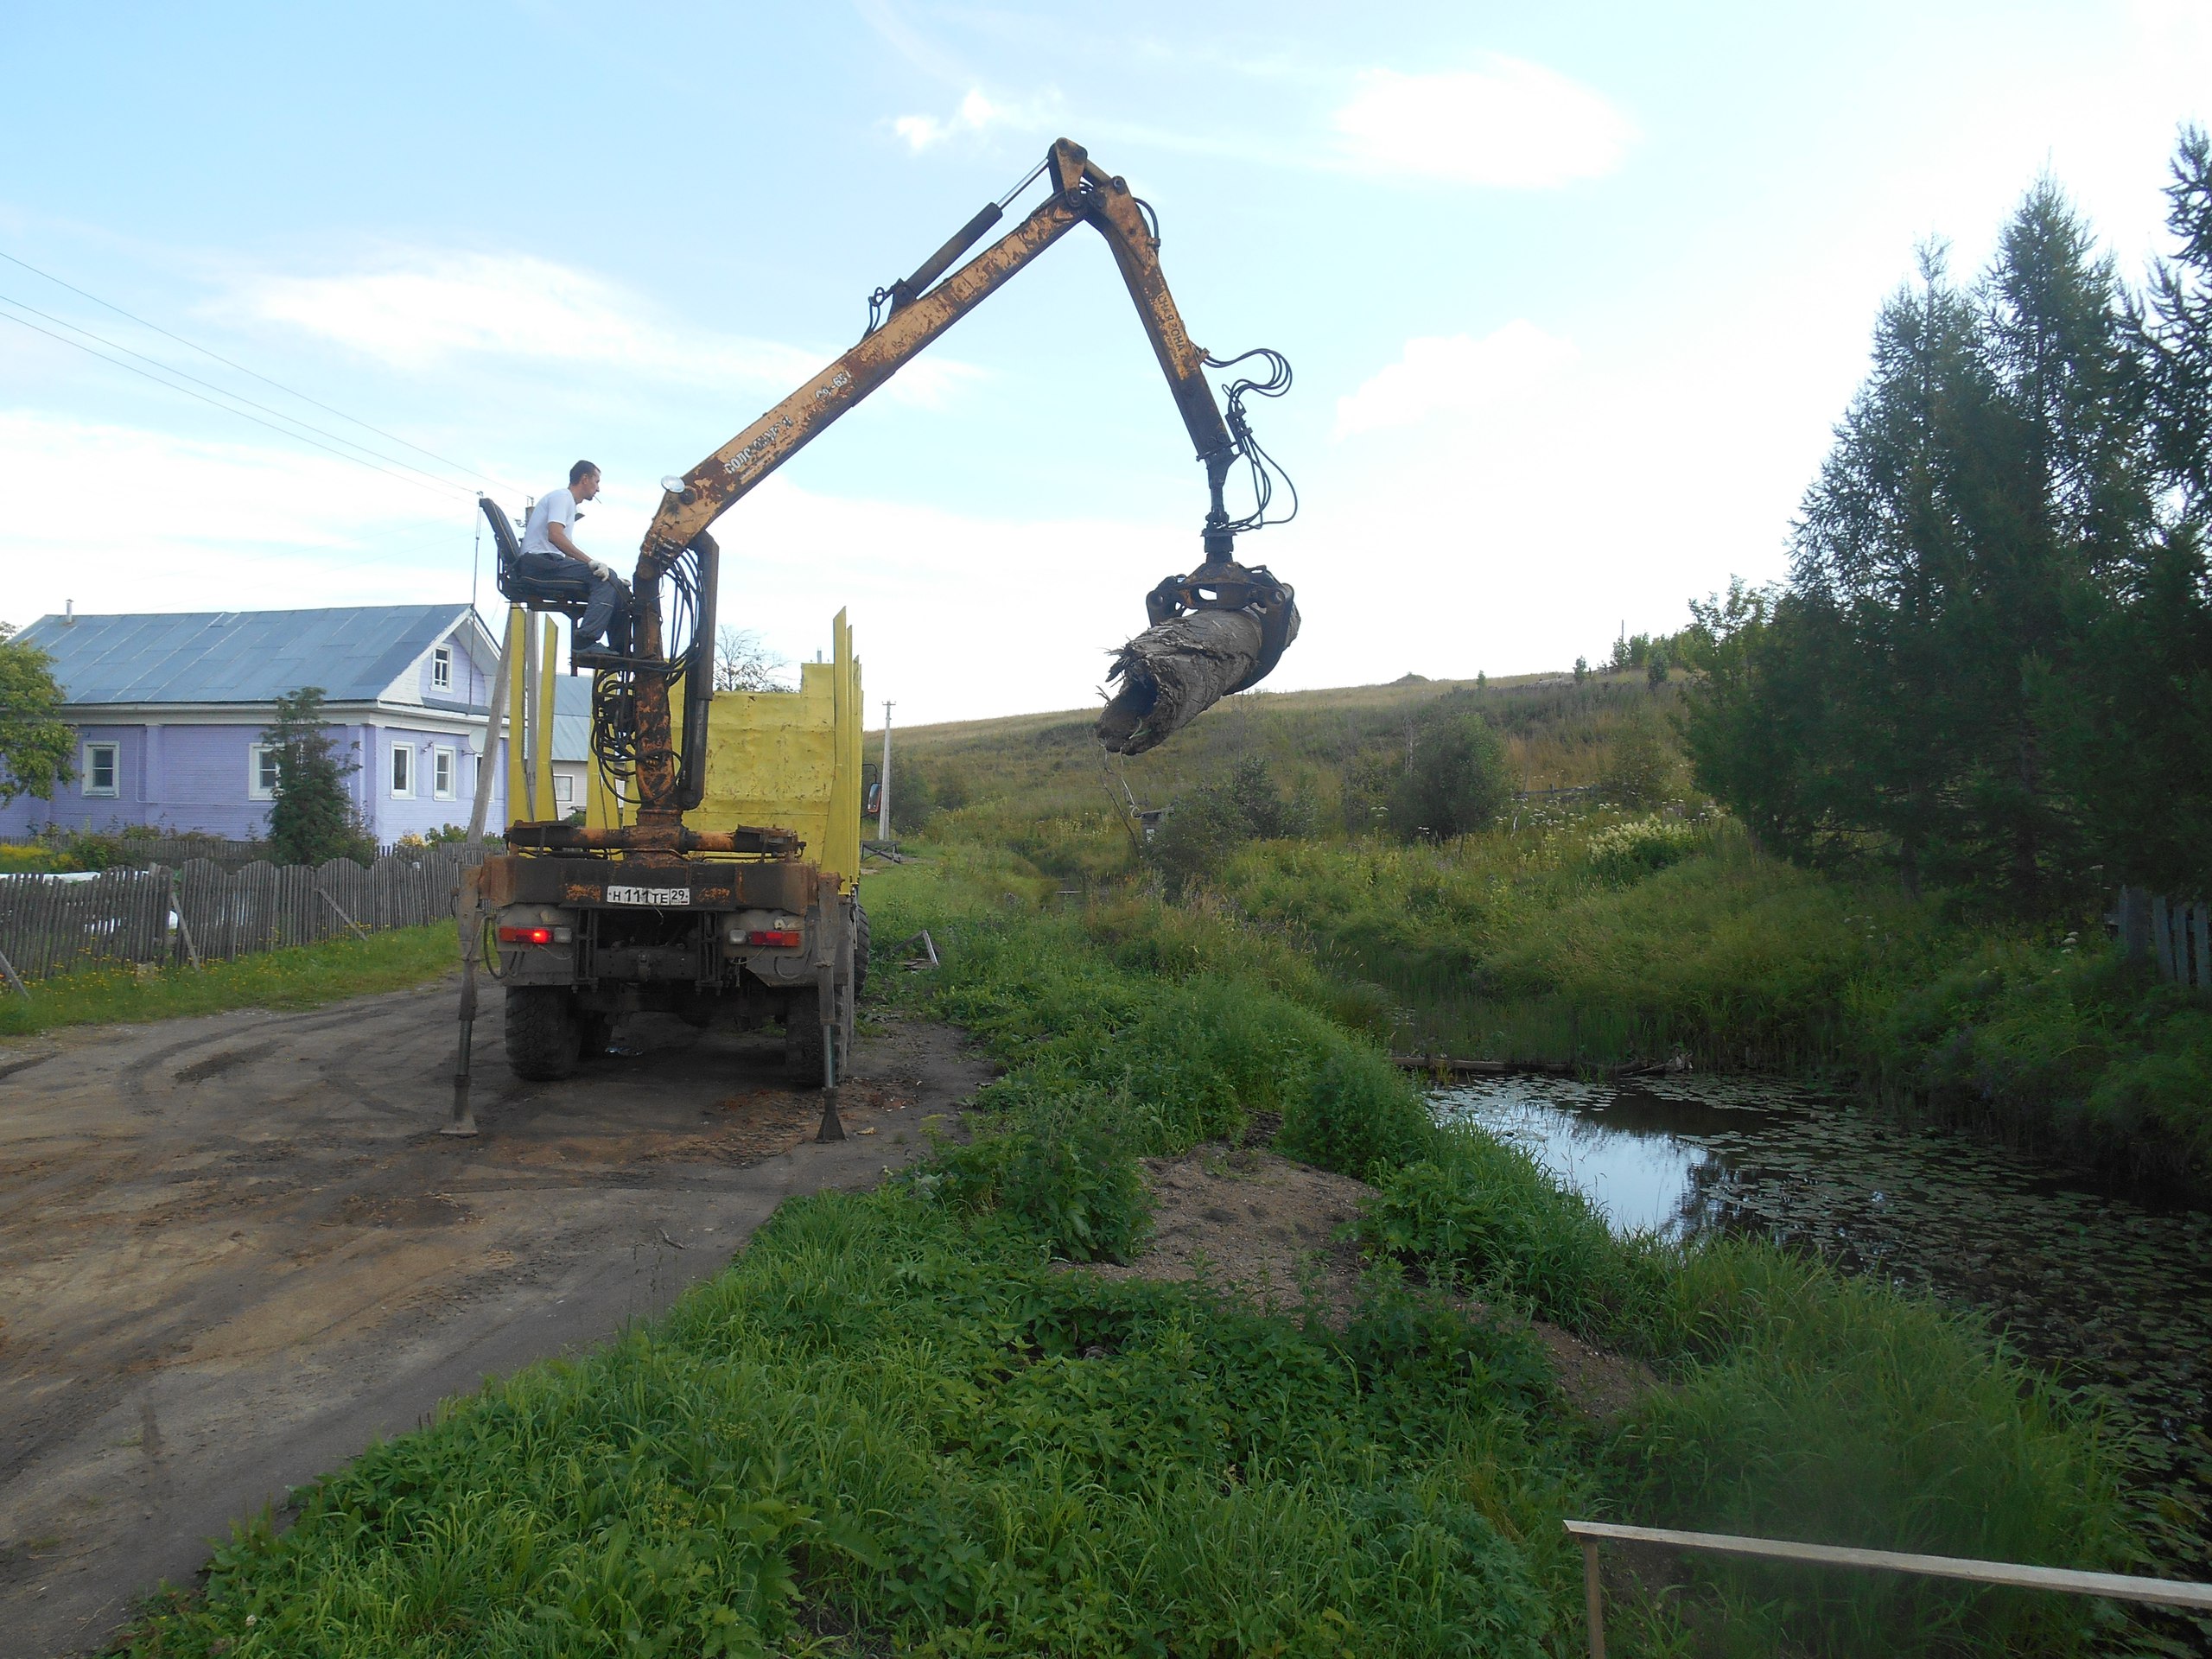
(1, 994, 989, 1657)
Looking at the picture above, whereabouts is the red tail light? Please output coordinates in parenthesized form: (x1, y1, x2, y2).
(498, 925, 555, 945)
(747, 929, 803, 948)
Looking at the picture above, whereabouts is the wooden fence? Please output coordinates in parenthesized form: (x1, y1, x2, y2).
(2115, 887, 2209, 992)
(106, 836, 485, 872)
(0, 846, 487, 982)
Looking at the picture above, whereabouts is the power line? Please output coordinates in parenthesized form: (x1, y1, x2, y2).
(0, 246, 517, 495)
(0, 306, 474, 502)
(0, 289, 483, 500)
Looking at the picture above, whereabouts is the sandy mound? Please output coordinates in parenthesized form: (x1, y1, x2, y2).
(1076, 1141, 1654, 1421)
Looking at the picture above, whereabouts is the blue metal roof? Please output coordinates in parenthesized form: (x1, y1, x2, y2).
(553, 675, 592, 763)
(16, 606, 476, 706)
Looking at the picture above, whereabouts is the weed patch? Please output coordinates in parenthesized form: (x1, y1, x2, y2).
(0, 925, 456, 1038)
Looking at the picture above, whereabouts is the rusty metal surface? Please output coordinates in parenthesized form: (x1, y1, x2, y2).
(478, 854, 817, 912)
(634, 139, 1244, 569)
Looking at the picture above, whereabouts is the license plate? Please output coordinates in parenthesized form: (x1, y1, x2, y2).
(606, 886, 691, 907)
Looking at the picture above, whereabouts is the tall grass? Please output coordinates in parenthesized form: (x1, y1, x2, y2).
(869, 858, 2133, 1655)
(892, 669, 2212, 1190)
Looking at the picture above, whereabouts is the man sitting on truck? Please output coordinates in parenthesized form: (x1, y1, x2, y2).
(513, 460, 631, 654)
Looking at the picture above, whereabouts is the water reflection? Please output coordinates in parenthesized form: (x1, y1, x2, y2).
(1434, 1077, 1804, 1239)
(1433, 1073, 2212, 1584)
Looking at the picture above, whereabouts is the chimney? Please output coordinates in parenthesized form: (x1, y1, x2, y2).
(65, 599, 74, 625)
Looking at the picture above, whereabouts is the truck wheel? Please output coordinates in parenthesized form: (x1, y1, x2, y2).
(784, 986, 826, 1087)
(852, 902, 870, 1002)
(506, 987, 583, 1081)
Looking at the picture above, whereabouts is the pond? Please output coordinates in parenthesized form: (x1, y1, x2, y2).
(1432, 1072, 2212, 1588)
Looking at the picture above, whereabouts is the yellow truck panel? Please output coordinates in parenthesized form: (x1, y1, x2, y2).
(610, 611, 863, 889)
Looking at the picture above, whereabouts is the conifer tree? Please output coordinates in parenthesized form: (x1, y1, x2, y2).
(263, 687, 371, 867)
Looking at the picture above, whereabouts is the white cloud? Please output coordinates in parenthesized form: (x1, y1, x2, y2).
(240, 252, 821, 385)
(891, 86, 1055, 152)
(2, 412, 485, 625)
(1332, 60, 1637, 188)
(1333, 321, 1578, 439)
(230, 251, 982, 411)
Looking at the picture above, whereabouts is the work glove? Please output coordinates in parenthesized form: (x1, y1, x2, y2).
(587, 560, 616, 582)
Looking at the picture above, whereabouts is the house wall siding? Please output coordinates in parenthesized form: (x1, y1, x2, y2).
(0, 715, 509, 843)
(414, 631, 493, 709)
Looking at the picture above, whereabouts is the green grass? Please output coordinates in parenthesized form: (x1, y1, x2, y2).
(880, 666, 2212, 1193)
(118, 849, 2131, 1657)
(880, 670, 1681, 836)
(107, 849, 2141, 1654)
(0, 925, 458, 1038)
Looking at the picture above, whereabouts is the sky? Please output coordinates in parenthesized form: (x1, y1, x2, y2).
(3, 1, 2208, 726)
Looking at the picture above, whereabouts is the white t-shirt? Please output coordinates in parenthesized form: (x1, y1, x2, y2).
(521, 487, 579, 559)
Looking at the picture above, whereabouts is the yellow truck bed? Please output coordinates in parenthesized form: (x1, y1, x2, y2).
(594, 609, 864, 889)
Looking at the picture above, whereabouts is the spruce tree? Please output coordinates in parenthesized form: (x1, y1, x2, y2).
(1967, 180, 2150, 905)
(263, 687, 370, 867)
(1782, 248, 1999, 891)
(2056, 128, 2212, 897)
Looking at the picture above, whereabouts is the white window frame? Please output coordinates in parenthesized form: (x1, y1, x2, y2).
(83, 741, 119, 798)
(248, 742, 281, 801)
(390, 741, 415, 799)
(431, 644, 453, 692)
(432, 744, 456, 801)
(554, 770, 575, 807)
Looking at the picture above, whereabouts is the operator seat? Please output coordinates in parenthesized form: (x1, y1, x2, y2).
(482, 496, 593, 627)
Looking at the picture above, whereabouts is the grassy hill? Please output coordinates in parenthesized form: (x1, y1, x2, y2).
(876, 668, 1684, 825)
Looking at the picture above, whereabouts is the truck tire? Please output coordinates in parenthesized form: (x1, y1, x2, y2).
(784, 986, 826, 1086)
(506, 986, 583, 1081)
(853, 902, 870, 1001)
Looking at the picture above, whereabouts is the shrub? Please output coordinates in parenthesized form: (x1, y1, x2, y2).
(1586, 814, 1702, 882)
(925, 1096, 1150, 1262)
(1147, 756, 1313, 897)
(1278, 1046, 1433, 1179)
(1387, 712, 1510, 843)
(0, 841, 65, 873)
(1356, 1132, 1649, 1332)
(1599, 710, 1681, 806)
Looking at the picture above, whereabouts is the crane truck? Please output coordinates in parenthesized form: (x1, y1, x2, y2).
(460, 137, 1303, 1103)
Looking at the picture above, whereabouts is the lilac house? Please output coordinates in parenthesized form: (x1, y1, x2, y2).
(0, 605, 530, 842)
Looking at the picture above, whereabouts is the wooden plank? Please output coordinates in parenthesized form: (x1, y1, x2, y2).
(2152, 893, 2174, 982)
(2194, 901, 2210, 994)
(1561, 1519, 2212, 1610)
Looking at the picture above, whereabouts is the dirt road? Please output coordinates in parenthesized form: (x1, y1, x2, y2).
(0, 982, 988, 1657)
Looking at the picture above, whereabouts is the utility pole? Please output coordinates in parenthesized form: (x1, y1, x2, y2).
(878, 700, 894, 841)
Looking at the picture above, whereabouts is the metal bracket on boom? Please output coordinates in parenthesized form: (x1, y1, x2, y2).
(1143, 561, 1300, 694)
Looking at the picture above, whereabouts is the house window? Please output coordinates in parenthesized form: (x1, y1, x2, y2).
(83, 742, 118, 798)
(431, 645, 453, 692)
(433, 746, 456, 801)
(390, 742, 414, 799)
(249, 744, 282, 800)
(555, 772, 575, 807)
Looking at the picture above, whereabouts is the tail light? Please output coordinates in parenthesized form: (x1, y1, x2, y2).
(498, 925, 570, 945)
(746, 929, 803, 948)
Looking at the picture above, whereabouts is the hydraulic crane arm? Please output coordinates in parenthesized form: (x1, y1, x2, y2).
(639, 138, 1244, 563)
(494, 138, 1299, 855)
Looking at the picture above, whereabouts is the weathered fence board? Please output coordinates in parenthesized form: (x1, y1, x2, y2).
(0, 846, 483, 982)
(2119, 885, 2209, 992)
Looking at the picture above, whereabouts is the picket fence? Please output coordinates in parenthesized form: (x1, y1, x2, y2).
(111, 836, 472, 872)
(0, 846, 488, 983)
(2115, 885, 2209, 992)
